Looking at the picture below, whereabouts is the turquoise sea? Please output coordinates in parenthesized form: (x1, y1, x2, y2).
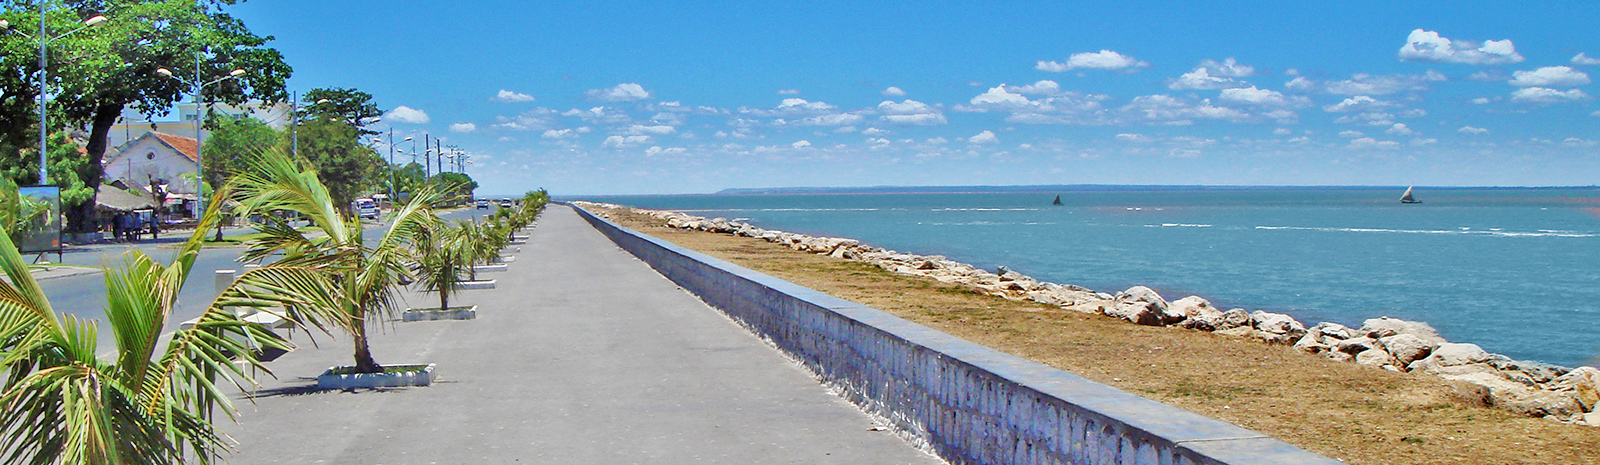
(574, 187, 1600, 368)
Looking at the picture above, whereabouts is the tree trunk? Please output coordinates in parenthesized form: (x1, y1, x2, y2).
(440, 286, 448, 312)
(71, 103, 122, 234)
(351, 316, 380, 373)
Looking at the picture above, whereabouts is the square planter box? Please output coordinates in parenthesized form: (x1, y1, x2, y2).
(508, 239, 527, 245)
(472, 264, 508, 273)
(511, 235, 529, 241)
(317, 363, 436, 389)
(460, 280, 496, 290)
(493, 255, 516, 263)
(402, 305, 477, 322)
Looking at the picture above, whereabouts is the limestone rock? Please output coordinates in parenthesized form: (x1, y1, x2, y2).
(1550, 367, 1600, 411)
(1217, 308, 1253, 331)
(1179, 307, 1227, 331)
(1106, 301, 1165, 326)
(1213, 326, 1254, 338)
(1251, 311, 1307, 337)
(1169, 296, 1213, 317)
(1293, 333, 1333, 353)
(1360, 317, 1446, 346)
(1308, 322, 1356, 340)
(1356, 348, 1400, 369)
(1115, 286, 1169, 312)
(1378, 334, 1437, 367)
(1335, 336, 1381, 355)
(1408, 343, 1492, 373)
(1498, 390, 1585, 418)
(1487, 359, 1570, 387)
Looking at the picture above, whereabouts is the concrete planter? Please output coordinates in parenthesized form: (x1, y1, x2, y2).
(508, 239, 527, 245)
(511, 234, 529, 241)
(317, 363, 436, 389)
(402, 305, 477, 322)
(459, 280, 496, 290)
(493, 255, 516, 263)
(472, 264, 508, 273)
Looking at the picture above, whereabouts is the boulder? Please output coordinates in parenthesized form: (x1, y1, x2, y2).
(1213, 326, 1255, 338)
(1355, 348, 1401, 370)
(1252, 330, 1299, 345)
(1308, 322, 1356, 340)
(1105, 301, 1165, 326)
(1487, 359, 1570, 387)
(1217, 308, 1253, 331)
(1359, 317, 1446, 346)
(1293, 333, 1333, 353)
(1169, 296, 1213, 318)
(1335, 336, 1382, 355)
(1115, 286, 1169, 312)
(1179, 307, 1227, 331)
(1378, 334, 1437, 367)
(1408, 343, 1492, 373)
(1323, 350, 1355, 363)
(1498, 390, 1585, 418)
(1586, 411, 1600, 426)
(1251, 311, 1307, 337)
(1549, 367, 1600, 411)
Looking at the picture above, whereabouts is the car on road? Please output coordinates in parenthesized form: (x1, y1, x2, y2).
(499, 198, 513, 208)
(475, 199, 489, 209)
(354, 198, 380, 219)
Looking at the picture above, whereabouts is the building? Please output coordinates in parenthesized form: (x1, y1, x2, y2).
(103, 100, 292, 151)
(102, 132, 200, 216)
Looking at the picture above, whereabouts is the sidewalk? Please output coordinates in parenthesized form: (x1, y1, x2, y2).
(219, 204, 940, 464)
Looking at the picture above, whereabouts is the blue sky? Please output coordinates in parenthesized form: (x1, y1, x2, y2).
(229, 1, 1600, 195)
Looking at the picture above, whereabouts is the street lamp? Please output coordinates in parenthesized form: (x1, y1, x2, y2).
(0, 12, 109, 184)
(156, 64, 246, 218)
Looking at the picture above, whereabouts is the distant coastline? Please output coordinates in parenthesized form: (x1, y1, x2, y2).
(545, 184, 1600, 199)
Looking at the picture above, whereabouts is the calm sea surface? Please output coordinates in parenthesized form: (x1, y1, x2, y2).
(574, 188, 1600, 367)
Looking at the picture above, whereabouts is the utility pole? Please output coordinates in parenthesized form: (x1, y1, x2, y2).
(423, 133, 430, 177)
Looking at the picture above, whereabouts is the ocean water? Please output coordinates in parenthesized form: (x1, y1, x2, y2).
(576, 188, 1600, 368)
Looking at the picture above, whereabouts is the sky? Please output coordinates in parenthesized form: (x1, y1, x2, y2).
(227, 0, 1600, 195)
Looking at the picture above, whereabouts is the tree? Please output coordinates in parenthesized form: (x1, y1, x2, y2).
(0, 0, 291, 234)
(233, 148, 444, 374)
(0, 188, 343, 464)
(202, 115, 281, 198)
(412, 221, 469, 310)
(291, 117, 385, 211)
(431, 171, 476, 201)
(301, 87, 380, 136)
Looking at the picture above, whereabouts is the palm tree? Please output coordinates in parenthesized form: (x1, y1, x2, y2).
(231, 149, 443, 373)
(0, 190, 343, 464)
(412, 221, 469, 311)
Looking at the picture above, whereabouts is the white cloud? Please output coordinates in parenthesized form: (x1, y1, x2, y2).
(1288, 71, 1446, 95)
(968, 130, 998, 144)
(1573, 53, 1600, 66)
(1169, 67, 1247, 90)
(383, 106, 430, 124)
(1115, 133, 1151, 142)
(969, 86, 1033, 108)
(1124, 95, 1248, 123)
(627, 124, 677, 135)
(1397, 29, 1524, 65)
(1004, 80, 1063, 95)
(881, 86, 906, 97)
(1385, 123, 1415, 136)
(644, 146, 688, 156)
(1562, 137, 1598, 147)
(1458, 126, 1489, 135)
(448, 122, 476, 133)
(561, 106, 629, 125)
(799, 113, 864, 126)
(867, 137, 890, 146)
(1037, 50, 1149, 72)
(492, 89, 536, 103)
(541, 129, 579, 139)
(861, 127, 888, 136)
(1220, 86, 1303, 106)
(1508, 66, 1591, 87)
(877, 99, 946, 125)
(1323, 95, 1394, 113)
(777, 88, 801, 95)
(1273, 128, 1293, 135)
(777, 98, 834, 111)
(1198, 58, 1255, 77)
(602, 135, 651, 148)
(1411, 138, 1438, 146)
(791, 140, 812, 149)
(1348, 137, 1399, 149)
(1339, 130, 1365, 138)
(1510, 87, 1591, 103)
(586, 83, 653, 102)
(833, 126, 858, 133)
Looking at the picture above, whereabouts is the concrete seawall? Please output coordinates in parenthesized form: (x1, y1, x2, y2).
(574, 205, 1341, 465)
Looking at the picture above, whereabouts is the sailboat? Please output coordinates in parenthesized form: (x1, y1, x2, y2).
(1400, 186, 1422, 204)
(1052, 194, 1063, 206)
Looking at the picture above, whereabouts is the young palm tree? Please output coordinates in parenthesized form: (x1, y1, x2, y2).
(0, 190, 343, 465)
(411, 221, 472, 310)
(231, 149, 444, 374)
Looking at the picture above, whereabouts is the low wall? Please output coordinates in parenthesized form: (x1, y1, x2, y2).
(573, 205, 1341, 465)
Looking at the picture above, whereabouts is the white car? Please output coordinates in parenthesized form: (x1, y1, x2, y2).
(355, 198, 380, 219)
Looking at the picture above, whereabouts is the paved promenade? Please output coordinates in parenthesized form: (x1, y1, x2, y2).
(220, 205, 940, 464)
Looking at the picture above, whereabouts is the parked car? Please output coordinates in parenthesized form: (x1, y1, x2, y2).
(476, 199, 490, 209)
(354, 198, 380, 219)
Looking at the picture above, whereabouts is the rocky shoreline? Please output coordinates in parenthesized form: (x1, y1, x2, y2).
(574, 201, 1600, 426)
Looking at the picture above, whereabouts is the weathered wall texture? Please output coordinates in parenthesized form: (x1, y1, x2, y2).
(574, 205, 1341, 465)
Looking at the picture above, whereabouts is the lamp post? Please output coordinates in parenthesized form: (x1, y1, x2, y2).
(156, 64, 245, 218)
(0, 12, 108, 185)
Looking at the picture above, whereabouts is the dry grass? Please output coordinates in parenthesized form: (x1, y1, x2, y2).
(598, 206, 1600, 465)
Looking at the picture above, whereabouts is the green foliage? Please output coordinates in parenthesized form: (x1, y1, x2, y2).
(412, 221, 471, 311)
(0, 189, 344, 464)
(432, 171, 476, 201)
(290, 117, 385, 211)
(203, 114, 280, 193)
(0, 178, 50, 244)
(301, 87, 379, 135)
(232, 147, 443, 373)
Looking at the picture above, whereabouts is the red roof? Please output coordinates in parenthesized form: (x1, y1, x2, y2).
(151, 132, 198, 162)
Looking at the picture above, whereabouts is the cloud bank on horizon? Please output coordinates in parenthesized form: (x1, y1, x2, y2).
(248, 1, 1598, 195)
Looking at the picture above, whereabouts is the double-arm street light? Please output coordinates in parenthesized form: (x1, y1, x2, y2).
(155, 64, 246, 218)
(0, 12, 108, 184)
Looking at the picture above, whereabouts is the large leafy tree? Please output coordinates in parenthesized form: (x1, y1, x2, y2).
(0, 188, 344, 464)
(0, 0, 290, 233)
(233, 148, 444, 373)
(201, 114, 279, 194)
(290, 117, 386, 211)
(301, 87, 380, 136)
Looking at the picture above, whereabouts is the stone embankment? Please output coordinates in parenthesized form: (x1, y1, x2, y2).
(574, 201, 1600, 427)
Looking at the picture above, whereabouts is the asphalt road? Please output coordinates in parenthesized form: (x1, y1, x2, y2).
(39, 206, 488, 355)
